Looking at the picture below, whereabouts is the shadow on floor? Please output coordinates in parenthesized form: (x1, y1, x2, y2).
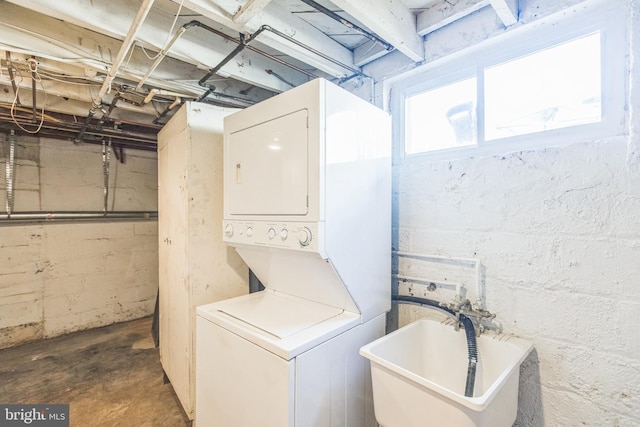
(0, 317, 191, 427)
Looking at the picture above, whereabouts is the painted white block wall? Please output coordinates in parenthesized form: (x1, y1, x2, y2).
(0, 136, 158, 349)
(372, 0, 640, 425)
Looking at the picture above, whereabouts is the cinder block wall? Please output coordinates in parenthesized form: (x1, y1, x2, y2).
(0, 137, 158, 349)
(387, 0, 640, 425)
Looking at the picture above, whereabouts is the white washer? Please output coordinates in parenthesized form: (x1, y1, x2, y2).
(195, 78, 391, 427)
(196, 290, 384, 427)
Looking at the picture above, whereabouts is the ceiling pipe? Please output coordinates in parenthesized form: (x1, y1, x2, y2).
(299, 0, 393, 52)
(29, 57, 37, 122)
(187, 21, 317, 79)
(258, 25, 365, 77)
(74, 0, 155, 144)
(2, 118, 157, 151)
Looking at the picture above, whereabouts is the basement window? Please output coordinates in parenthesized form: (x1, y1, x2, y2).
(395, 2, 625, 157)
(405, 77, 477, 154)
(484, 33, 601, 141)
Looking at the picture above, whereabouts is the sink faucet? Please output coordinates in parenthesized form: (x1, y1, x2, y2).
(442, 298, 496, 335)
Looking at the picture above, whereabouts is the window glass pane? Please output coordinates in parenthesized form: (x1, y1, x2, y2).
(405, 77, 477, 154)
(485, 32, 601, 140)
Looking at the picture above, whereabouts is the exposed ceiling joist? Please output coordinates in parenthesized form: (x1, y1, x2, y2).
(0, 0, 528, 150)
(232, 0, 274, 25)
(330, 0, 424, 62)
(489, 0, 519, 27)
(2, 0, 301, 93)
(417, 0, 489, 36)
(354, 41, 389, 67)
(417, 0, 518, 36)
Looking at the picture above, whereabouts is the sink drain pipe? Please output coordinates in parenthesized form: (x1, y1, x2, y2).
(393, 295, 478, 397)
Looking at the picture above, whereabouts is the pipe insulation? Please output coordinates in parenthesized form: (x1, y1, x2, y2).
(393, 295, 478, 398)
(5, 130, 16, 216)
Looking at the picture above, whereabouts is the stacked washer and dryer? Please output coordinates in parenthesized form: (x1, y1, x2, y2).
(195, 78, 391, 427)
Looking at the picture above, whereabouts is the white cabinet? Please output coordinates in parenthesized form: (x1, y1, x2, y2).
(157, 102, 248, 419)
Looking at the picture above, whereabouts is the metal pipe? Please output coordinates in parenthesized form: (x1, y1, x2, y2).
(103, 138, 111, 213)
(396, 251, 483, 311)
(5, 130, 16, 217)
(29, 56, 37, 122)
(198, 33, 248, 88)
(76, 0, 155, 143)
(0, 211, 157, 223)
(258, 25, 365, 77)
(266, 69, 294, 88)
(299, 0, 393, 51)
(2, 117, 156, 147)
(196, 86, 257, 105)
(6, 52, 21, 106)
(187, 20, 317, 79)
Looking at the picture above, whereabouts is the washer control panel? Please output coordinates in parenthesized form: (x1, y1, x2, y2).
(223, 221, 320, 251)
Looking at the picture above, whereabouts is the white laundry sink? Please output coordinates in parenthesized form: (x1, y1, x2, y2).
(359, 318, 533, 427)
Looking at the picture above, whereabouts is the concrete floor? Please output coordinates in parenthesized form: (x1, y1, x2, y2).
(0, 317, 191, 427)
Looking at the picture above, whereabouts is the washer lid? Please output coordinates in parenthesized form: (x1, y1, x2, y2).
(216, 290, 344, 339)
(197, 290, 360, 360)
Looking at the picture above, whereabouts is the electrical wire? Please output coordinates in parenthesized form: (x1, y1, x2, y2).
(9, 61, 47, 134)
(140, 0, 186, 61)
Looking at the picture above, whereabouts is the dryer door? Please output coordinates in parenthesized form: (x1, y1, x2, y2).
(226, 109, 309, 216)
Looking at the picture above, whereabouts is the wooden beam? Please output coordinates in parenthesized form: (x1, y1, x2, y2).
(232, 0, 273, 26)
(417, 0, 490, 36)
(489, 0, 519, 26)
(330, 0, 424, 62)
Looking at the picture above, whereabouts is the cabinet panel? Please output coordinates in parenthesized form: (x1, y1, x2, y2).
(158, 103, 248, 419)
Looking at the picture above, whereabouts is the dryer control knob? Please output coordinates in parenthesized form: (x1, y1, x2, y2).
(280, 229, 288, 241)
(223, 223, 234, 237)
(297, 227, 312, 246)
(246, 227, 254, 237)
(267, 227, 276, 240)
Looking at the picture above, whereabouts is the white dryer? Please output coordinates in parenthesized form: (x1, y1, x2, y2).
(196, 78, 391, 427)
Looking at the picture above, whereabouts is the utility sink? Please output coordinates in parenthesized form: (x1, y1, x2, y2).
(359, 318, 533, 427)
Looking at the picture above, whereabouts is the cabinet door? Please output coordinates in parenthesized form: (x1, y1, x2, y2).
(159, 129, 193, 415)
(158, 143, 170, 369)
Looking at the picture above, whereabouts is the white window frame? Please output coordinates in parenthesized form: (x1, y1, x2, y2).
(390, 0, 627, 161)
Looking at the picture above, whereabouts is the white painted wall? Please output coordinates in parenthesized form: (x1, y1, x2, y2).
(0, 137, 158, 349)
(369, 0, 640, 425)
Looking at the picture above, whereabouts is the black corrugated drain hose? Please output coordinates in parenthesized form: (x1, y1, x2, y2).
(393, 295, 478, 397)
